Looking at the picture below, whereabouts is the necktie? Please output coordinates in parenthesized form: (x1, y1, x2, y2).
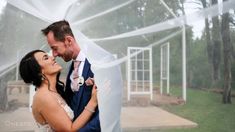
(71, 61, 81, 92)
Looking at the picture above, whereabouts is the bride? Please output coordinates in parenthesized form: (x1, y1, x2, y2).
(19, 49, 98, 132)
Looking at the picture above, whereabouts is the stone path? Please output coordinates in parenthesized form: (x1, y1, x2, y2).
(0, 107, 35, 132)
(1, 81, 197, 131)
(121, 107, 197, 131)
(0, 106, 197, 132)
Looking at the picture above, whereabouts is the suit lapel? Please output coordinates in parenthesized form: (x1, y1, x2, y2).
(82, 59, 90, 79)
(65, 62, 74, 105)
(66, 62, 73, 87)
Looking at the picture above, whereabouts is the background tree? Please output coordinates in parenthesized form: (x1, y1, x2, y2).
(221, 0, 232, 104)
(211, 0, 222, 84)
(201, 0, 213, 87)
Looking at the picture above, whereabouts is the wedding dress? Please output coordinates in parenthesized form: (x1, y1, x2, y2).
(34, 94, 74, 132)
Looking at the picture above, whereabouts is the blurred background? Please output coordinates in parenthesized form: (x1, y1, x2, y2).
(0, 0, 235, 132)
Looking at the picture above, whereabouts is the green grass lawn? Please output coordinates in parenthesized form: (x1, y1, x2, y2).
(157, 87, 235, 132)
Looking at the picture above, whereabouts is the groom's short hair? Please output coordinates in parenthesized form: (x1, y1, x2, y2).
(41, 20, 74, 42)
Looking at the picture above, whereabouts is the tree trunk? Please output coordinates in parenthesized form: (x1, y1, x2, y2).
(201, 0, 213, 87)
(221, 8, 232, 104)
(211, 0, 222, 84)
(205, 19, 212, 64)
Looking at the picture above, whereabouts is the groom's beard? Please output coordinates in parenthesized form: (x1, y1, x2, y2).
(62, 50, 73, 62)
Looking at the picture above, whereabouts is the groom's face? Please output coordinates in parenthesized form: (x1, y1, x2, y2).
(46, 31, 73, 62)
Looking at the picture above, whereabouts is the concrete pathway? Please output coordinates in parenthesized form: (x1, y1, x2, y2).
(0, 107, 35, 132)
(121, 107, 197, 131)
(0, 106, 197, 132)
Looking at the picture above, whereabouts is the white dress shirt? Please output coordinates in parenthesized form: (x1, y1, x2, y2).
(70, 51, 86, 89)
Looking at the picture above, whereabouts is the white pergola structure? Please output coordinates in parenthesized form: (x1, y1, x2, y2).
(127, 1, 187, 102)
(160, 42, 170, 95)
(160, 0, 187, 101)
(127, 47, 153, 101)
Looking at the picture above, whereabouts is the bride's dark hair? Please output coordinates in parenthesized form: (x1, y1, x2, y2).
(19, 50, 65, 99)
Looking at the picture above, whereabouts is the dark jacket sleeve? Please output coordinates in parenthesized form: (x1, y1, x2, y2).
(78, 109, 101, 132)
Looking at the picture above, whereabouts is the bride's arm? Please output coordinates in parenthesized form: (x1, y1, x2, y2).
(70, 85, 98, 131)
(39, 85, 98, 132)
(70, 95, 97, 131)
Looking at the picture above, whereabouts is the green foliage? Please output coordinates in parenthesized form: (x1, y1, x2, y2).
(231, 59, 235, 89)
(158, 88, 235, 132)
(187, 38, 212, 88)
(83, 0, 233, 90)
(230, 30, 235, 90)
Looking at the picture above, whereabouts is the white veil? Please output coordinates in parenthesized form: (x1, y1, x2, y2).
(6, 0, 123, 131)
(2, 0, 235, 131)
(70, 29, 123, 132)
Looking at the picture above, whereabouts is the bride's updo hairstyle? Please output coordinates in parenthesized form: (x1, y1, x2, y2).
(19, 50, 44, 87)
(19, 50, 66, 99)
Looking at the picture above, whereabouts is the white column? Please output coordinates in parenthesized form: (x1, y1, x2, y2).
(142, 50, 145, 92)
(149, 48, 153, 100)
(135, 49, 137, 92)
(127, 47, 131, 101)
(16, 51, 19, 81)
(167, 42, 170, 94)
(182, 26, 187, 101)
(160, 46, 163, 94)
(29, 85, 36, 112)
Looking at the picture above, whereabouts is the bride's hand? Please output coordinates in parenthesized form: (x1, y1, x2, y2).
(85, 77, 94, 86)
(90, 84, 98, 105)
(85, 85, 98, 113)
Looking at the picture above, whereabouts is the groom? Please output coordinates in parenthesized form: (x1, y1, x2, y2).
(41, 20, 100, 132)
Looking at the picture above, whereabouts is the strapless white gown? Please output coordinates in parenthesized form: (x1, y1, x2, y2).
(34, 95, 74, 132)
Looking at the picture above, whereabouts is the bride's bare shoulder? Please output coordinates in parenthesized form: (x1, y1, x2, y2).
(33, 89, 55, 104)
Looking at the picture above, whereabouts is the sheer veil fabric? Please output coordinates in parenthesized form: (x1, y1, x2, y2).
(6, 0, 123, 131)
(3, 0, 235, 131)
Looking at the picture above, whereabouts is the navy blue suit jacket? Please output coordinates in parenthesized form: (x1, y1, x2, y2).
(65, 59, 100, 132)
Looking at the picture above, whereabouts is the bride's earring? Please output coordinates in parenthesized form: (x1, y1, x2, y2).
(41, 73, 46, 81)
(41, 76, 44, 81)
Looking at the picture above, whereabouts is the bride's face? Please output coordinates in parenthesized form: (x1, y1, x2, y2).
(34, 52, 62, 75)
